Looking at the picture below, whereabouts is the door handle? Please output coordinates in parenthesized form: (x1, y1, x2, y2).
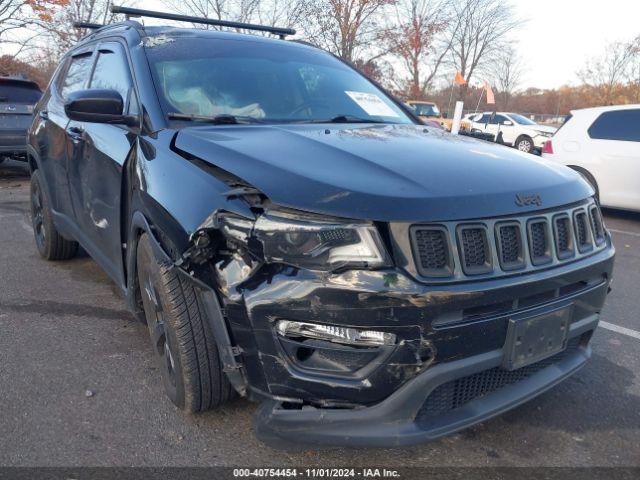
(39, 110, 49, 119)
(67, 126, 85, 143)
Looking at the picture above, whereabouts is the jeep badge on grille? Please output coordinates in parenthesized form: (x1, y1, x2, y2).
(515, 193, 542, 207)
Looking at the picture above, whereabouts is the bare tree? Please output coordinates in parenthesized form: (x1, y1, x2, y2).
(160, 0, 310, 32)
(623, 35, 640, 102)
(256, 0, 311, 30)
(385, 0, 454, 98)
(578, 40, 636, 104)
(448, 0, 521, 94)
(302, 0, 395, 63)
(35, 0, 135, 57)
(489, 44, 523, 108)
(160, 0, 259, 26)
(0, 0, 64, 43)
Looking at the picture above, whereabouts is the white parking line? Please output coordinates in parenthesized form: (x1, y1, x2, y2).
(609, 228, 640, 238)
(599, 321, 640, 340)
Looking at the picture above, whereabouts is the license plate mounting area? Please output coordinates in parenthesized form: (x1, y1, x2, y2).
(503, 305, 572, 371)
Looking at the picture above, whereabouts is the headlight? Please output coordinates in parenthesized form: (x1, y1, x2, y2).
(536, 131, 553, 138)
(218, 209, 391, 271)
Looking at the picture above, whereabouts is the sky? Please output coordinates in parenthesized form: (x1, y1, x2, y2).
(513, 0, 640, 89)
(138, 0, 640, 90)
(4, 0, 639, 90)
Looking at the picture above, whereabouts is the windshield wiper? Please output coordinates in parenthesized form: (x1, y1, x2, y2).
(297, 115, 388, 124)
(167, 112, 262, 124)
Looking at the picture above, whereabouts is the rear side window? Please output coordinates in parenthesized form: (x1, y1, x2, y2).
(90, 44, 133, 106)
(61, 53, 93, 99)
(0, 82, 41, 104)
(588, 109, 640, 142)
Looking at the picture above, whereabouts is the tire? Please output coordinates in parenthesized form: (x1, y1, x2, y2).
(30, 170, 78, 260)
(515, 135, 534, 153)
(136, 233, 233, 412)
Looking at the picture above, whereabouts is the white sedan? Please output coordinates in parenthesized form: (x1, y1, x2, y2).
(542, 104, 640, 212)
(468, 112, 556, 153)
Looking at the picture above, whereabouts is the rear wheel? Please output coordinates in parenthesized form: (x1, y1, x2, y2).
(136, 233, 233, 412)
(515, 135, 534, 153)
(30, 170, 78, 260)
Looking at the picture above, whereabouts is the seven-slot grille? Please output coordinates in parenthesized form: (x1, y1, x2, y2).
(409, 201, 606, 281)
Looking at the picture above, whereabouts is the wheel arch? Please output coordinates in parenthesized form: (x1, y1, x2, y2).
(567, 165, 599, 200)
(124, 210, 174, 320)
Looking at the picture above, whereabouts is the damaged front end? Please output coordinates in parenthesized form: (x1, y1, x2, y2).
(174, 191, 613, 448)
(180, 202, 435, 409)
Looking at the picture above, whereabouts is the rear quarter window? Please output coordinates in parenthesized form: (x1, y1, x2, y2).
(587, 109, 640, 142)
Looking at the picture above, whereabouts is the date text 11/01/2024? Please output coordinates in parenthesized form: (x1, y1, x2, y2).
(232, 469, 401, 478)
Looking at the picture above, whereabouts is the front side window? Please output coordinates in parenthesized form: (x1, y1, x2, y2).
(61, 53, 93, 99)
(588, 109, 640, 142)
(90, 44, 133, 108)
(144, 37, 413, 124)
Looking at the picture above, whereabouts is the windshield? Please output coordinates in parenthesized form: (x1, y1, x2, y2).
(411, 103, 440, 117)
(144, 36, 413, 124)
(509, 113, 537, 126)
(0, 81, 41, 104)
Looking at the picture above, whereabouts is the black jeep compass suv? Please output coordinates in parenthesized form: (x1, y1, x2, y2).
(26, 6, 614, 447)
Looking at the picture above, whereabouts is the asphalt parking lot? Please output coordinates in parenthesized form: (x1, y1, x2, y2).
(0, 159, 638, 467)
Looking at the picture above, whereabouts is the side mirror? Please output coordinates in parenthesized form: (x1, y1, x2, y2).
(64, 89, 137, 126)
(502, 120, 513, 126)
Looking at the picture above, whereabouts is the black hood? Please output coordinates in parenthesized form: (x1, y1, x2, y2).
(174, 124, 592, 222)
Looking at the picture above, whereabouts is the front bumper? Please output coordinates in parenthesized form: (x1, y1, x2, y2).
(254, 315, 594, 447)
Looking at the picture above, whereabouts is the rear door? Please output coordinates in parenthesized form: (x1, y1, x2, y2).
(39, 48, 95, 218)
(66, 40, 139, 285)
(0, 79, 41, 157)
(587, 108, 640, 209)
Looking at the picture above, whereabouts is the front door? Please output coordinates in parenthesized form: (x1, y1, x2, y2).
(66, 41, 140, 286)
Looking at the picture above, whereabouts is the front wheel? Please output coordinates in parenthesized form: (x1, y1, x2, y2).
(30, 170, 78, 260)
(136, 233, 233, 412)
(515, 135, 534, 153)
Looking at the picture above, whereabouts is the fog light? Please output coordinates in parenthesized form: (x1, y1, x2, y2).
(275, 320, 396, 347)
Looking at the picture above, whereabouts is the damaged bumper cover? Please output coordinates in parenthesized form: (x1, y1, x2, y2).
(253, 316, 595, 448)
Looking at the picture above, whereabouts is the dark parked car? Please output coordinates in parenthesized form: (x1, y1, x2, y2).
(26, 7, 614, 448)
(0, 77, 41, 162)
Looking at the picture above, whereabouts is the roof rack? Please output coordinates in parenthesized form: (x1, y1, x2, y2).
(110, 5, 296, 39)
(73, 21, 104, 30)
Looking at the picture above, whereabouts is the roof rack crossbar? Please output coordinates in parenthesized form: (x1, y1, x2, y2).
(73, 21, 104, 30)
(110, 6, 296, 38)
